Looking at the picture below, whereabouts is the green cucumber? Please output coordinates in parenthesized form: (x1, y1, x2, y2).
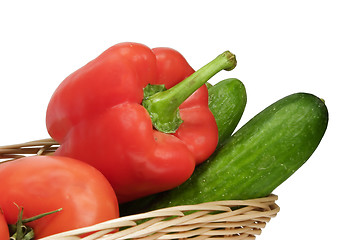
(207, 78, 247, 147)
(120, 78, 247, 215)
(142, 92, 328, 210)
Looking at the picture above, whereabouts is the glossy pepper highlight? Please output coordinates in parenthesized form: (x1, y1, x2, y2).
(46, 42, 236, 203)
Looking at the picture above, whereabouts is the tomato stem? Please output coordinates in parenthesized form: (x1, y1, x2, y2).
(9, 205, 62, 240)
(22, 208, 62, 224)
(143, 51, 237, 133)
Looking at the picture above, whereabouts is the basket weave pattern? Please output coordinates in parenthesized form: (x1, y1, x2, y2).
(0, 139, 279, 239)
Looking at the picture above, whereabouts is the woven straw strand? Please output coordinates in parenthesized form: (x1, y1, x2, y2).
(0, 138, 58, 161)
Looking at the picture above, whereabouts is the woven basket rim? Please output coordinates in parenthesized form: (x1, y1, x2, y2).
(38, 194, 279, 240)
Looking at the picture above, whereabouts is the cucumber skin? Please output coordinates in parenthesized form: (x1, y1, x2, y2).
(146, 92, 329, 210)
(207, 78, 247, 147)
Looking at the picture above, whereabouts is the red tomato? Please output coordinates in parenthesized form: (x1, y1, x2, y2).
(0, 210, 9, 240)
(0, 156, 119, 239)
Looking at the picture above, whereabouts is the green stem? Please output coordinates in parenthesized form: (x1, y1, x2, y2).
(9, 206, 62, 240)
(142, 51, 236, 133)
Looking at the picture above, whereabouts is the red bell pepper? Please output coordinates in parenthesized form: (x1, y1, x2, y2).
(46, 42, 236, 203)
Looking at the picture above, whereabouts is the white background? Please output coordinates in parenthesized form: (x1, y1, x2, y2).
(1, 1, 359, 239)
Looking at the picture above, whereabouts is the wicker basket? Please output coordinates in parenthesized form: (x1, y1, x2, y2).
(0, 139, 280, 240)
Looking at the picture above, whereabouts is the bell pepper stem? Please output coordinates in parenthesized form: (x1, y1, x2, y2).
(143, 51, 237, 133)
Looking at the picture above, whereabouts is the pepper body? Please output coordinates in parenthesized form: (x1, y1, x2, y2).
(46, 42, 218, 203)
